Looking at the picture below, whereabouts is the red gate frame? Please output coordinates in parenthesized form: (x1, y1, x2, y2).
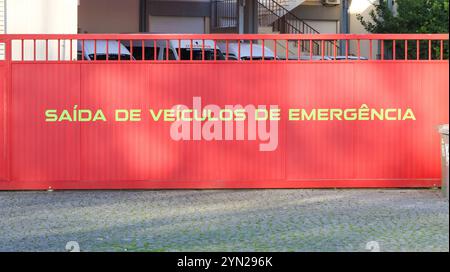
(0, 34, 448, 190)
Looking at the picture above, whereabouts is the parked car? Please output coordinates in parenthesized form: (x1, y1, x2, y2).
(217, 42, 277, 60)
(298, 55, 330, 61)
(327, 55, 368, 61)
(123, 39, 225, 61)
(297, 55, 368, 61)
(77, 40, 134, 60)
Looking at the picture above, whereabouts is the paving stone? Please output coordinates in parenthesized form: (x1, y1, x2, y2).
(0, 189, 448, 252)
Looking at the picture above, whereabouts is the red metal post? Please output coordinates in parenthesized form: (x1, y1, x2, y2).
(238, 39, 241, 60)
(429, 40, 432, 60)
(178, 39, 181, 62)
(393, 40, 396, 60)
(202, 39, 205, 61)
(404, 40, 408, 60)
(142, 40, 145, 61)
(118, 39, 121, 61)
(130, 40, 133, 61)
(262, 39, 265, 61)
(417, 40, 420, 60)
(285, 40, 289, 61)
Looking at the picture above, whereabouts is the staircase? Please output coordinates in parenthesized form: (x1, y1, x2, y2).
(211, 0, 337, 59)
(258, 0, 336, 59)
(258, 0, 306, 26)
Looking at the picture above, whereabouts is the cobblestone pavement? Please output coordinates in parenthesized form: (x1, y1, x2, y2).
(0, 189, 448, 252)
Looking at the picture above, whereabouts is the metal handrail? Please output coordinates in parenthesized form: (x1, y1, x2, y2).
(257, 0, 336, 55)
(258, 0, 321, 35)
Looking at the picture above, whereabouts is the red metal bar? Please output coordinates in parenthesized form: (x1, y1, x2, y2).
(178, 39, 181, 62)
(118, 39, 121, 61)
(417, 40, 420, 60)
(57, 39, 60, 61)
(440, 40, 444, 60)
(357, 39, 360, 60)
(381, 40, 384, 60)
(262, 39, 265, 61)
(250, 40, 253, 61)
(142, 40, 145, 61)
(345, 39, 348, 60)
(285, 40, 289, 61)
(70, 39, 73, 61)
(225, 40, 228, 61)
(369, 39, 372, 60)
(130, 40, 133, 61)
(334, 40, 337, 60)
(321, 40, 324, 60)
(21, 39, 24, 61)
(405, 40, 408, 60)
(106, 40, 109, 61)
(82, 39, 85, 61)
(214, 39, 217, 61)
(34, 39, 36, 61)
(94, 39, 97, 61)
(4, 33, 447, 41)
(393, 40, 396, 60)
(190, 39, 193, 61)
(273, 40, 277, 61)
(309, 40, 312, 60)
(238, 40, 241, 60)
(202, 39, 205, 61)
(153, 40, 157, 60)
(45, 39, 48, 61)
(166, 40, 169, 61)
(429, 40, 432, 60)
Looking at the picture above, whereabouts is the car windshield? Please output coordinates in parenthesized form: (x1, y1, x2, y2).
(241, 56, 275, 61)
(179, 49, 225, 60)
(127, 47, 160, 60)
(88, 54, 132, 60)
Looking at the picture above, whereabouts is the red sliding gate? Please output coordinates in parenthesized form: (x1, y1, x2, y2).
(0, 34, 448, 190)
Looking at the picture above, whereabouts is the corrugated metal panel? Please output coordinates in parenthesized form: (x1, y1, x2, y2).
(10, 64, 80, 182)
(0, 62, 448, 190)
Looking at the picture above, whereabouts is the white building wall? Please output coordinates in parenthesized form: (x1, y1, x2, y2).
(149, 16, 206, 33)
(349, 0, 379, 59)
(303, 20, 339, 34)
(0, 0, 4, 34)
(0, 0, 5, 60)
(78, 0, 140, 33)
(6, 0, 78, 60)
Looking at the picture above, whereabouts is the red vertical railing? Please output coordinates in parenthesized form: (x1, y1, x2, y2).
(0, 34, 447, 62)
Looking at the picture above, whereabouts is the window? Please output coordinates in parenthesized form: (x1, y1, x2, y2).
(78, 53, 133, 61)
(127, 46, 161, 60)
(241, 56, 275, 61)
(179, 49, 225, 60)
(161, 48, 177, 60)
